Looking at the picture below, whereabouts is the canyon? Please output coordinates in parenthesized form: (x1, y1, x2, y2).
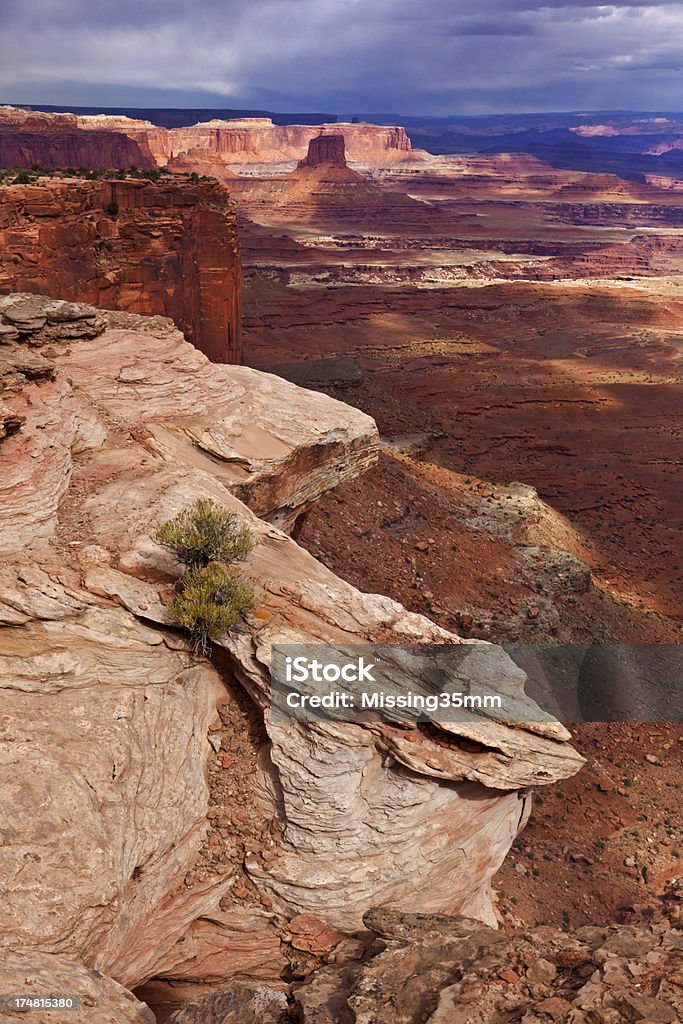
(225, 138, 682, 932)
(231, 142, 683, 643)
(0, 104, 681, 1023)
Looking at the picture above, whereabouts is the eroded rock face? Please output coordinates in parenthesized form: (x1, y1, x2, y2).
(166, 147, 239, 182)
(0, 294, 379, 532)
(0, 177, 241, 363)
(164, 120, 413, 171)
(0, 106, 415, 174)
(0, 106, 158, 170)
(0, 297, 582, 994)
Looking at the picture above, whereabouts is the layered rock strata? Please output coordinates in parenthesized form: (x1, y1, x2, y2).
(0, 107, 415, 173)
(0, 106, 159, 170)
(0, 177, 241, 362)
(298, 134, 348, 169)
(0, 296, 582, 1001)
(0, 952, 155, 1024)
(148, 119, 412, 171)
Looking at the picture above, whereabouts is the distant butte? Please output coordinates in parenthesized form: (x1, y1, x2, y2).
(298, 133, 348, 169)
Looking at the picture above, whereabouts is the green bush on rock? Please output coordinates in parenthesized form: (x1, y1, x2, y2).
(170, 562, 255, 654)
(154, 498, 257, 653)
(154, 498, 255, 568)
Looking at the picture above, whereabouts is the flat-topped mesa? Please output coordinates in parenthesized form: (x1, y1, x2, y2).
(0, 176, 241, 363)
(0, 105, 159, 170)
(298, 133, 348, 169)
(0, 106, 415, 172)
(166, 119, 414, 168)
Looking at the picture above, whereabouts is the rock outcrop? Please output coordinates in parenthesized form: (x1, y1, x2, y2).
(0, 177, 241, 362)
(0, 296, 581, 1002)
(166, 983, 288, 1024)
(145, 891, 683, 1024)
(0, 106, 158, 171)
(166, 147, 238, 182)
(293, 896, 683, 1024)
(0, 952, 155, 1024)
(229, 136, 428, 231)
(163, 119, 413, 171)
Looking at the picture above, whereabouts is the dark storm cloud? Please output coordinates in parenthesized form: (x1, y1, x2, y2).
(2, 0, 683, 114)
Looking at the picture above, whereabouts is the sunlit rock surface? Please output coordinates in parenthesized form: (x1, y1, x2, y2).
(0, 297, 582, 993)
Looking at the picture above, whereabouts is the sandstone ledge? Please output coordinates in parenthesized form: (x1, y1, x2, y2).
(0, 294, 379, 533)
(0, 297, 582, 993)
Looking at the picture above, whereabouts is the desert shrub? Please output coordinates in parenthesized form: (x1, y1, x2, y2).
(106, 200, 120, 217)
(13, 170, 31, 184)
(170, 562, 255, 653)
(154, 498, 255, 568)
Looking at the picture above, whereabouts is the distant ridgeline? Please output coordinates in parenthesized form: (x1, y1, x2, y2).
(0, 106, 412, 171)
(21, 103, 339, 128)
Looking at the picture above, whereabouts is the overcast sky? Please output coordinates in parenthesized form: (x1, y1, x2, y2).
(2, 0, 683, 116)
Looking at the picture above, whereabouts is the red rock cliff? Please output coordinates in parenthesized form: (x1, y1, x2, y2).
(0, 176, 241, 362)
(0, 107, 414, 172)
(167, 118, 413, 167)
(0, 107, 158, 170)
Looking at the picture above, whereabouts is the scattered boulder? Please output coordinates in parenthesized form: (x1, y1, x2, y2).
(292, 895, 683, 1024)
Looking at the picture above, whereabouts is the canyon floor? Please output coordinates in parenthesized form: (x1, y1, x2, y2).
(235, 150, 682, 932)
